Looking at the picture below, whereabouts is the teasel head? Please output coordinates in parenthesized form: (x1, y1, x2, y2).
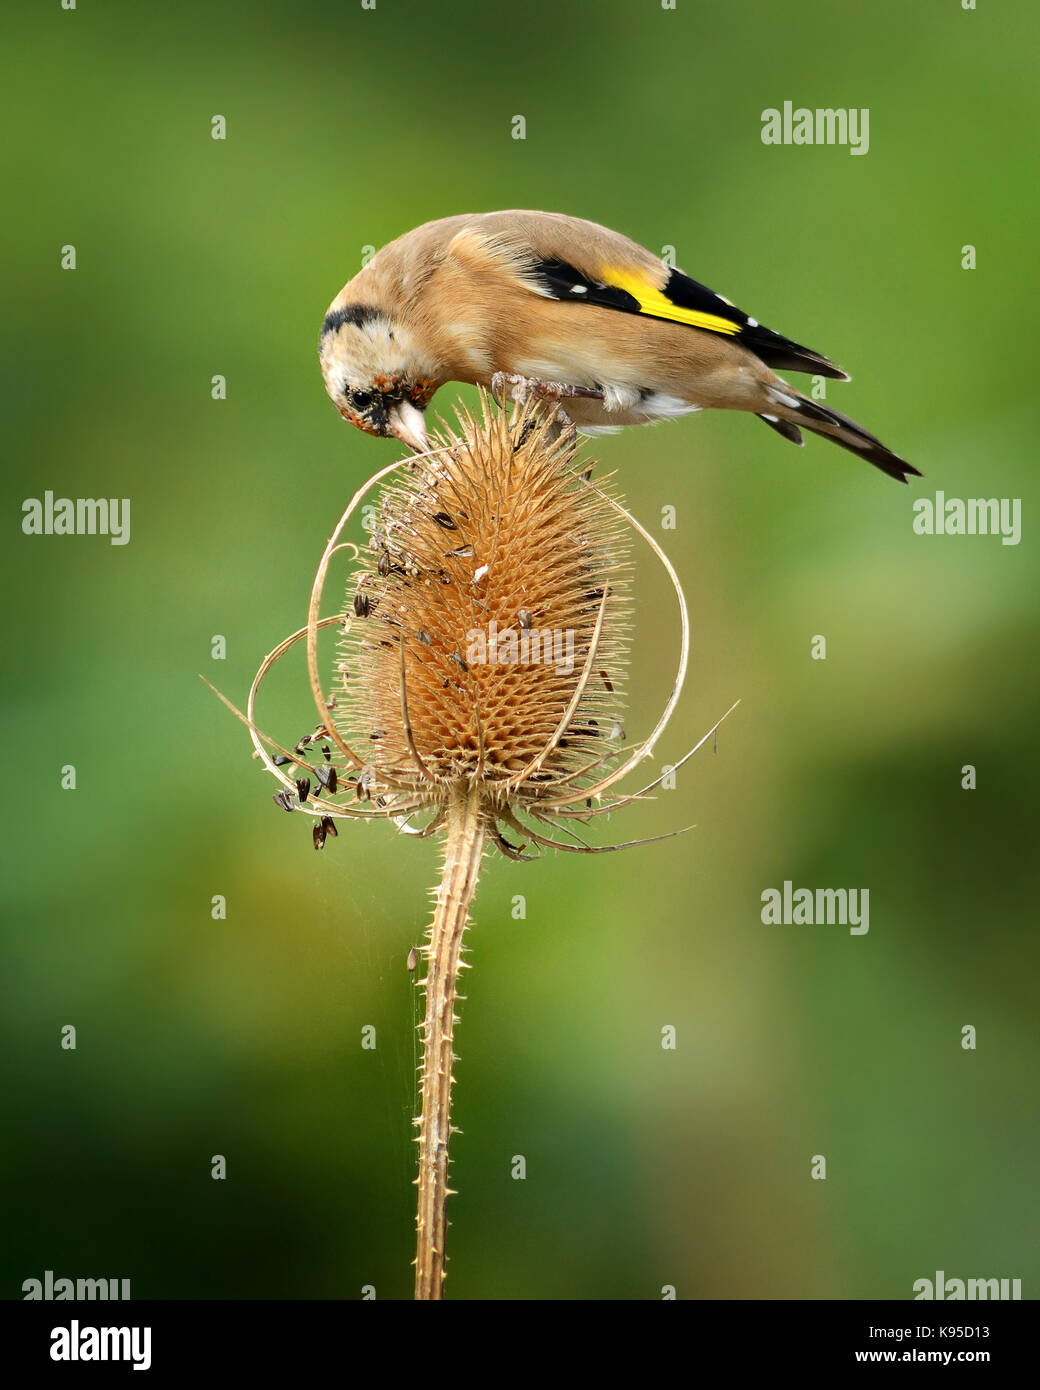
(213, 392, 735, 1299)
(232, 394, 728, 854)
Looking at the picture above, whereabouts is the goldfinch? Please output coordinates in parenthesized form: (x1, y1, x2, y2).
(319, 210, 918, 482)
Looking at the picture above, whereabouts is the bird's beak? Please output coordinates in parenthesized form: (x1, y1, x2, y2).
(388, 400, 428, 453)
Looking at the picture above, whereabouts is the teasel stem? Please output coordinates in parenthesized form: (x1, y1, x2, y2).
(414, 778, 486, 1300)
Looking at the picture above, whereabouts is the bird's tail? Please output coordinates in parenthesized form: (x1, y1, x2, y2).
(758, 384, 920, 484)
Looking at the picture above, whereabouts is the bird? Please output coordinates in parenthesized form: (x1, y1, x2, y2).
(318, 210, 919, 482)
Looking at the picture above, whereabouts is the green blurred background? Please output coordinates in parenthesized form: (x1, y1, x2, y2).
(3, 0, 1037, 1300)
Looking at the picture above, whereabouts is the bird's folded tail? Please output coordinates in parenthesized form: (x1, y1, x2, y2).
(761, 384, 920, 484)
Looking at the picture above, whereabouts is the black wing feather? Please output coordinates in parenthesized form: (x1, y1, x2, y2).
(529, 257, 848, 381)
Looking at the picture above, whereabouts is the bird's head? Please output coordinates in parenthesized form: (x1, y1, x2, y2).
(318, 302, 437, 452)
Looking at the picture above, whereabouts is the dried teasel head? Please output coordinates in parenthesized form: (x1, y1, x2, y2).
(340, 405, 630, 792)
(230, 393, 734, 855)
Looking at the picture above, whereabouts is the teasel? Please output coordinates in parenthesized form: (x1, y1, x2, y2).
(210, 393, 735, 1299)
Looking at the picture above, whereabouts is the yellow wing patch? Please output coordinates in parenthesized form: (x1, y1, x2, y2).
(602, 266, 742, 336)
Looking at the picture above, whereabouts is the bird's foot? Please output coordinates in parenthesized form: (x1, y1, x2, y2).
(491, 372, 603, 405)
(490, 373, 603, 437)
(490, 371, 530, 406)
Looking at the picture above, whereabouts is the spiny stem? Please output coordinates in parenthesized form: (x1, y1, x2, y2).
(414, 779, 485, 1300)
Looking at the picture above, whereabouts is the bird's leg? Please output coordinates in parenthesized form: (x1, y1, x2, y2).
(490, 372, 604, 433)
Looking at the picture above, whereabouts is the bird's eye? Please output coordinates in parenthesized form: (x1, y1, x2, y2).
(351, 390, 374, 409)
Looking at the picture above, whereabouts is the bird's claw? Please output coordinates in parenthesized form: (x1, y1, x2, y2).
(490, 374, 604, 440)
(490, 372, 531, 407)
(491, 372, 603, 405)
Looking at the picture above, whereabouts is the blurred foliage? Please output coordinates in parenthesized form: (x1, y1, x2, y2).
(2, 0, 1037, 1299)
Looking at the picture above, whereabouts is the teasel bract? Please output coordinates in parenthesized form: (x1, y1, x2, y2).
(215, 394, 735, 1298)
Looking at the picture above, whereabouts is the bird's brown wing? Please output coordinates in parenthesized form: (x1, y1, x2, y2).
(444, 214, 848, 382)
